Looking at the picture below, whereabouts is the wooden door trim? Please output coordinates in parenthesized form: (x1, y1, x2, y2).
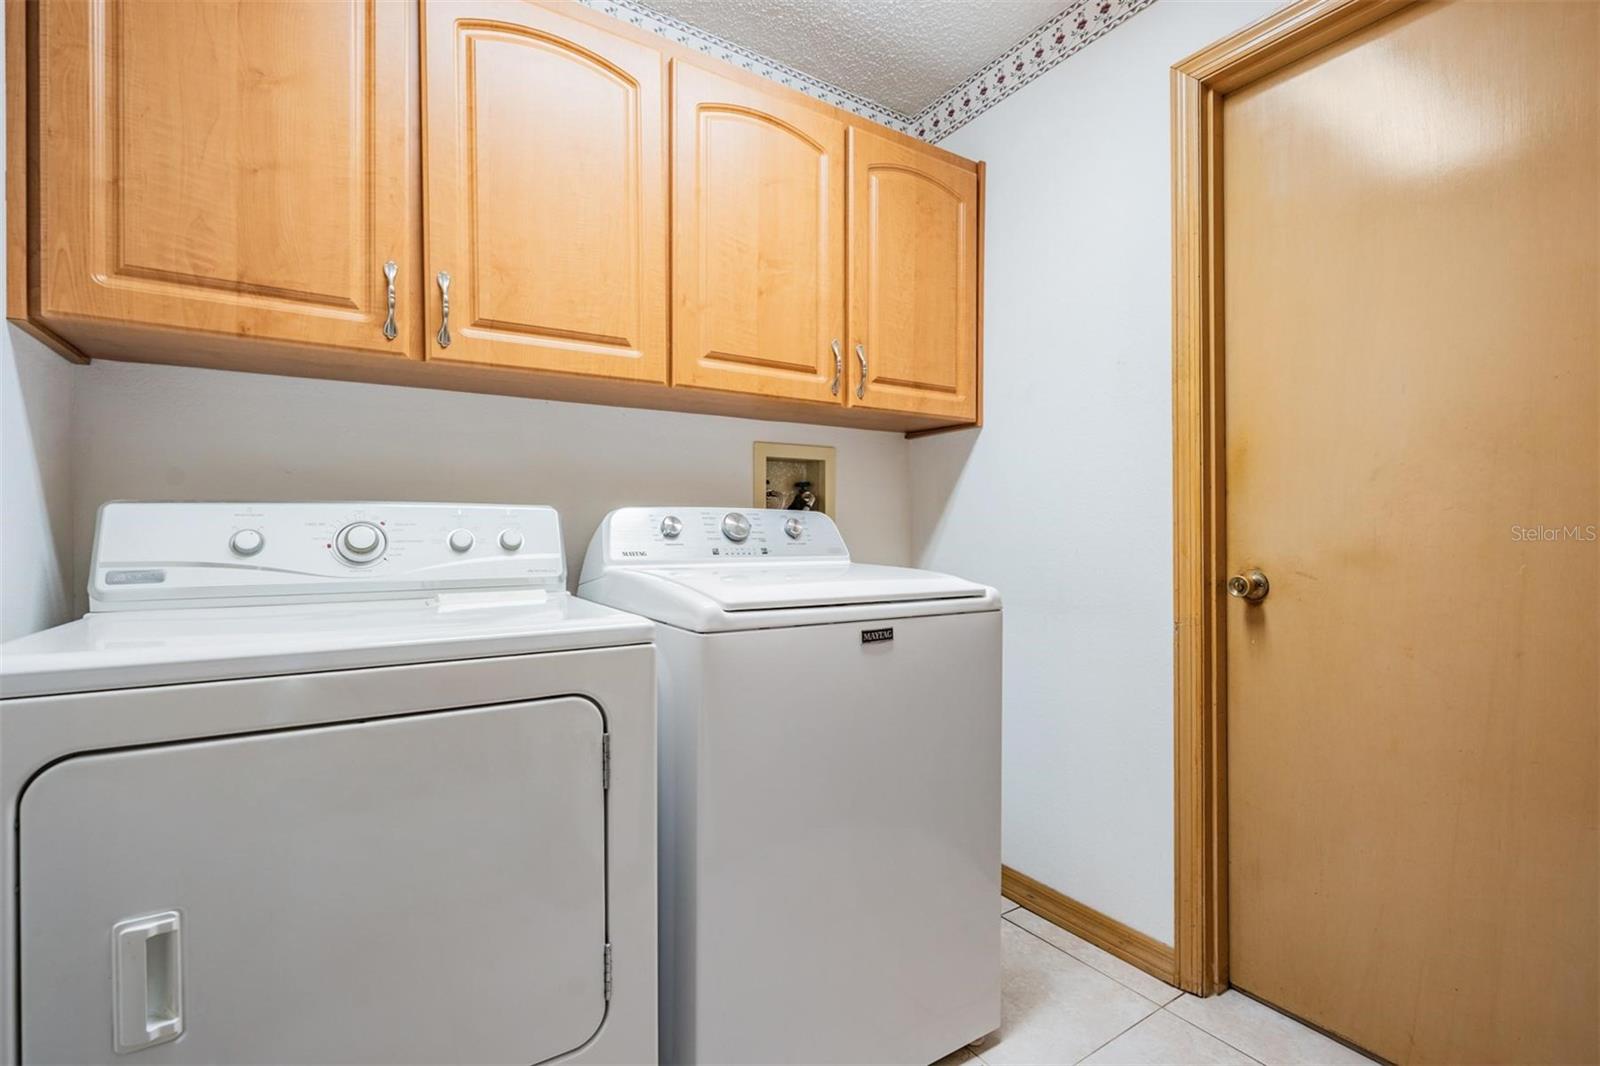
(1169, 0, 1416, 997)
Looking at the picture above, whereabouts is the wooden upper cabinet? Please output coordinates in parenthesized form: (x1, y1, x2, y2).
(15, 0, 981, 430)
(35, 0, 420, 358)
(422, 0, 668, 382)
(671, 62, 846, 404)
(847, 128, 979, 422)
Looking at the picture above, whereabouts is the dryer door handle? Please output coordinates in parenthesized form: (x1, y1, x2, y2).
(113, 911, 185, 1053)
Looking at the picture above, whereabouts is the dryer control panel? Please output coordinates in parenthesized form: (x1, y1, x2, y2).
(90, 502, 565, 610)
(580, 507, 849, 579)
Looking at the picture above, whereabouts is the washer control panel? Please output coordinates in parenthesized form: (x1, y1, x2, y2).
(584, 507, 849, 572)
(90, 502, 565, 610)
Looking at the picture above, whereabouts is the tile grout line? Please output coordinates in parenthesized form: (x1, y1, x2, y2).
(991, 910, 1333, 1066)
(1069, 1001, 1165, 1066)
(995, 913, 1163, 1064)
(1002, 911, 1180, 1008)
(975, 912, 1162, 1066)
(1154, 1002, 1269, 1065)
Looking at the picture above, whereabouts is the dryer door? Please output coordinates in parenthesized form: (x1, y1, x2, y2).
(20, 698, 608, 1065)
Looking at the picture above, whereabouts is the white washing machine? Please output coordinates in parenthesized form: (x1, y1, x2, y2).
(579, 507, 1001, 1065)
(0, 502, 657, 1066)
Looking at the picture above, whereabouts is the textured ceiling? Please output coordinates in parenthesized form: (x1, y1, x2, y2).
(639, 0, 1067, 116)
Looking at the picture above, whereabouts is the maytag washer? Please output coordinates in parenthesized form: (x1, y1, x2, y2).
(579, 507, 1000, 1065)
(0, 501, 656, 1065)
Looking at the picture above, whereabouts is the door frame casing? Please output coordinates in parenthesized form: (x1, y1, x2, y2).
(1169, 0, 1417, 996)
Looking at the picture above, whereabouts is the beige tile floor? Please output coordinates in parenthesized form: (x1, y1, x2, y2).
(934, 899, 1377, 1066)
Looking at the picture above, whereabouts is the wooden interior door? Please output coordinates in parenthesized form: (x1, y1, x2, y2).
(846, 128, 978, 422)
(422, 0, 667, 382)
(1222, 3, 1598, 1062)
(36, 0, 420, 358)
(671, 62, 846, 404)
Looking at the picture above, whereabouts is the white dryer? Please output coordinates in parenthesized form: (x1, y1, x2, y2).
(0, 502, 656, 1066)
(579, 507, 1001, 1065)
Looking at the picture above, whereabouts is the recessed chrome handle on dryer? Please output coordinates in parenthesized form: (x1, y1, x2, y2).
(830, 339, 843, 396)
(854, 343, 867, 399)
(113, 911, 184, 1053)
(436, 271, 451, 349)
(381, 260, 398, 341)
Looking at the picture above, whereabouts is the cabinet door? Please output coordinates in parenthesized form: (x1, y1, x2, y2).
(847, 128, 979, 422)
(36, 0, 420, 359)
(423, 0, 667, 382)
(672, 62, 846, 403)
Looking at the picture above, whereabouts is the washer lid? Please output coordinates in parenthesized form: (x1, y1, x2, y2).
(0, 592, 652, 699)
(642, 562, 986, 612)
(577, 565, 997, 633)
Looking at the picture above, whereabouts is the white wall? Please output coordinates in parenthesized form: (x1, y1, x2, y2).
(68, 361, 913, 612)
(910, 0, 1283, 944)
(0, 330, 75, 640)
(0, 24, 77, 641)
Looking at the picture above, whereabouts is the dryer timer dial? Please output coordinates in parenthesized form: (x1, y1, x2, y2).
(335, 522, 386, 564)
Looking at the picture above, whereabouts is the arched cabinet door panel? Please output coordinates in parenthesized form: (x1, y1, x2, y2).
(422, 0, 667, 382)
(847, 128, 978, 422)
(36, 0, 420, 359)
(671, 62, 846, 404)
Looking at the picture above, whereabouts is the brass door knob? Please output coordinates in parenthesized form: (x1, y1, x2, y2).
(1227, 568, 1270, 602)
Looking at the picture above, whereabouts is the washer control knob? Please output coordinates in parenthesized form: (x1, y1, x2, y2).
(336, 522, 385, 564)
(784, 517, 804, 540)
(721, 512, 751, 543)
(499, 529, 524, 552)
(448, 528, 474, 553)
(660, 515, 683, 539)
(229, 529, 265, 557)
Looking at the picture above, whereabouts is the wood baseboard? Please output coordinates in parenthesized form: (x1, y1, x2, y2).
(1002, 865, 1179, 985)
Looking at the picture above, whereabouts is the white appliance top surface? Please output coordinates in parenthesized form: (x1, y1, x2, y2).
(578, 508, 997, 631)
(0, 592, 651, 699)
(635, 562, 986, 611)
(1, 502, 653, 699)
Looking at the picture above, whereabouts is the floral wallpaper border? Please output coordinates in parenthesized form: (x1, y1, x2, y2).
(910, 0, 1158, 141)
(574, 0, 1157, 144)
(574, 0, 915, 133)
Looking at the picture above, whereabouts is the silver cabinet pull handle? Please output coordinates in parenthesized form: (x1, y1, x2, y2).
(830, 339, 842, 396)
(436, 271, 451, 349)
(382, 260, 398, 341)
(854, 343, 867, 399)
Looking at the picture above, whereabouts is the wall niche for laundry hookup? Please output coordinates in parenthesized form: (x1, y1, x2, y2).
(753, 442, 836, 518)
